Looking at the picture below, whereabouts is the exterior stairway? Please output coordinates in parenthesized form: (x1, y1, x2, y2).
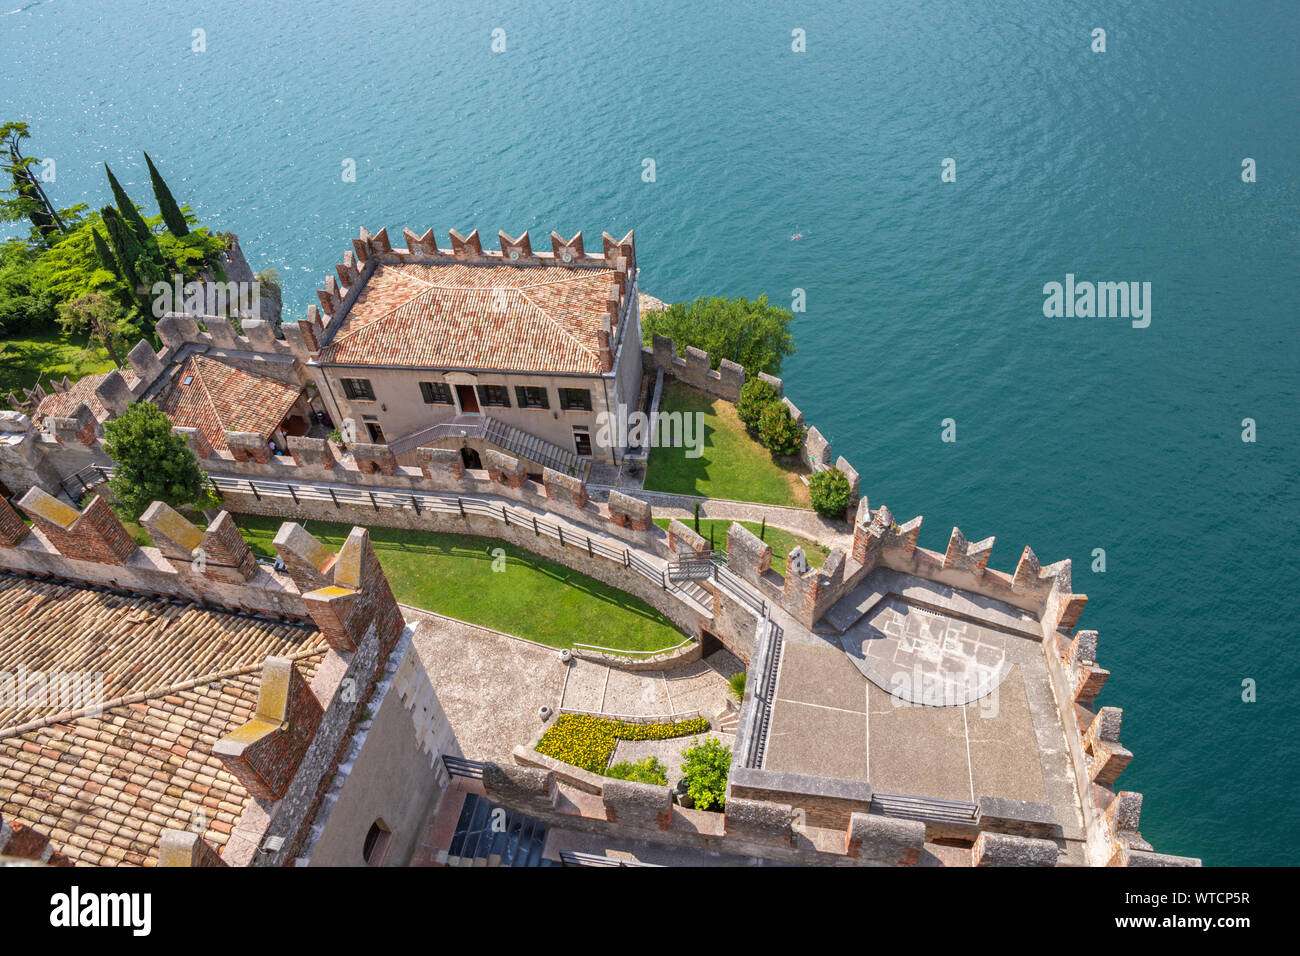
(712, 702, 741, 734)
(389, 414, 590, 481)
(443, 792, 557, 867)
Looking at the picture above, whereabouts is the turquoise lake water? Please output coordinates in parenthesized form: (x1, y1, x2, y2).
(3, 1, 1296, 864)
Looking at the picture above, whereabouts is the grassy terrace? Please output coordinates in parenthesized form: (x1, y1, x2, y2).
(0, 328, 114, 399)
(234, 515, 686, 653)
(654, 517, 828, 576)
(643, 381, 811, 507)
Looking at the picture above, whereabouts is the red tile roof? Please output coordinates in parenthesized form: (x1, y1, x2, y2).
(156, 355, 303, 451)
(319, 262, 619, 374)
(34, 369, 139, 425)
(0, 573, 327, 866)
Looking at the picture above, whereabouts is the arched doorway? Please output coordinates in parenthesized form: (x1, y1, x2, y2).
(461, 446, 482, 470)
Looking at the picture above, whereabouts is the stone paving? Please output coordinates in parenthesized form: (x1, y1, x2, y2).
(559, 653, 733, 719)
(589, 487, 855, 551)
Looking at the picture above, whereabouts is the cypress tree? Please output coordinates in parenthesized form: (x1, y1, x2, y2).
(144, 152, 188, 237)
(104, 163, 153, 245)
(101, 206, 143, 293)
(91, 227, 120, 277)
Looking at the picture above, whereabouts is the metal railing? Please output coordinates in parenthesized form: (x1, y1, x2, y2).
(559, 851, 662, 867)
(443, 755, 486, 779)
(59, 462, 766, 617)
(388, 414, 590, 480)
(869, 791, 980, 824)
(571, 636, 695, 659)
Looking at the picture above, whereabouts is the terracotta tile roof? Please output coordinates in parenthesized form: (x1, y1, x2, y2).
(0, 573, 327, 866)
(320, 262, 619, 374)
(155, 354, 303, 452)
(34, 369, 139, 425)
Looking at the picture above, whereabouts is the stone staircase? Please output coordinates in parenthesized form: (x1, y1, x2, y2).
(440, 792, 557, 867)
(713, 702, 741, 734)
(389, 414, 590, 480)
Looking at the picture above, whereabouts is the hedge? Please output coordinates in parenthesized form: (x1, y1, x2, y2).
(535, 714, 711, 774)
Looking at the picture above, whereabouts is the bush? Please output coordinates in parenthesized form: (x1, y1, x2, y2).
(605, 756, 669, 785)
(757, 401, 804, 457)
(808, 467, 853, 518)
(736, 377, 781, 431)
(536, 714, 711, 774)
(727, 671, 746, 701)
(679, 737, 731, 811)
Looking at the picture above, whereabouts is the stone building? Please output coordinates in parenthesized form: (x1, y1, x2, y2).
(303, 227, 642, 476)
(0, 492, 455, 867)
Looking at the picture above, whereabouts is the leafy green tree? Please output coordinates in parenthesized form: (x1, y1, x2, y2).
(679, 737, 731, 811)
(809, 467, 852, 519)
(736, 377, 781, 430)
(642, 294, 796, 375)
(103, 401, 215, 521)
(757, 401, 804, 457)
(0, 241, 57, 333)
(57, 293, 132, 368)
(144, 152, 188, 237)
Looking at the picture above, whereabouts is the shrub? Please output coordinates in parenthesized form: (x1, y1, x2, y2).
(679, 737, 731, 811)
(727, 672, 746, 702)
(736, 377, 781, 430)
(605, 756, 669, 785)
(536, 714, 711, 774)
(757, 401, 804, 457)
(808, 467, 853, 518)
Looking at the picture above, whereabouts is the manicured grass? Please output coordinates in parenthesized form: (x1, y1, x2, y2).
(654, 517, 828, 576)
(0, 328, 114, 400)
(643, 381, 811, 507)
(233, 515, 687, 653)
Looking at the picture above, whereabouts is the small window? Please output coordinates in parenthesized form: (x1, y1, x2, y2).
(420, 381, 453, 405)
(514, 385, 549, 409)
(341, 377, 375, 401)
(363, 819, 392, 866)
(476, 384, 511, 408)
(558, 387, 592, 411)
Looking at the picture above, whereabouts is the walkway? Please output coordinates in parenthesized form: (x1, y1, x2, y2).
(591, 486, 855, 551)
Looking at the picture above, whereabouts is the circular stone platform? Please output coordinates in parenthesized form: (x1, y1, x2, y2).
(837, 596, 1012, 706)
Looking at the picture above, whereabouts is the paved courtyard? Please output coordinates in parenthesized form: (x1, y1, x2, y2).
(842, 596, 1014, 705)
(759, 574, 1086, 838)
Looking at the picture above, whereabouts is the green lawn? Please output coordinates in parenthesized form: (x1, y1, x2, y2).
(234, 515, 687, 653)
(655, 517, 828, 576)
(0, 327, 115, 400)
(643, 381, 811, 507)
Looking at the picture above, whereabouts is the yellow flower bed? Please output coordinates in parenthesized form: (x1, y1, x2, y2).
(536, 714, 711, 774)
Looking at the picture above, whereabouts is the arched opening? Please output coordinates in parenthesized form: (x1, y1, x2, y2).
(363, 818, 392, 866)
(461, 446, 482, 470)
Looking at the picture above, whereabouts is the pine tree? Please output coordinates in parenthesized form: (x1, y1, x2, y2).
(144, 152, 188, 237)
